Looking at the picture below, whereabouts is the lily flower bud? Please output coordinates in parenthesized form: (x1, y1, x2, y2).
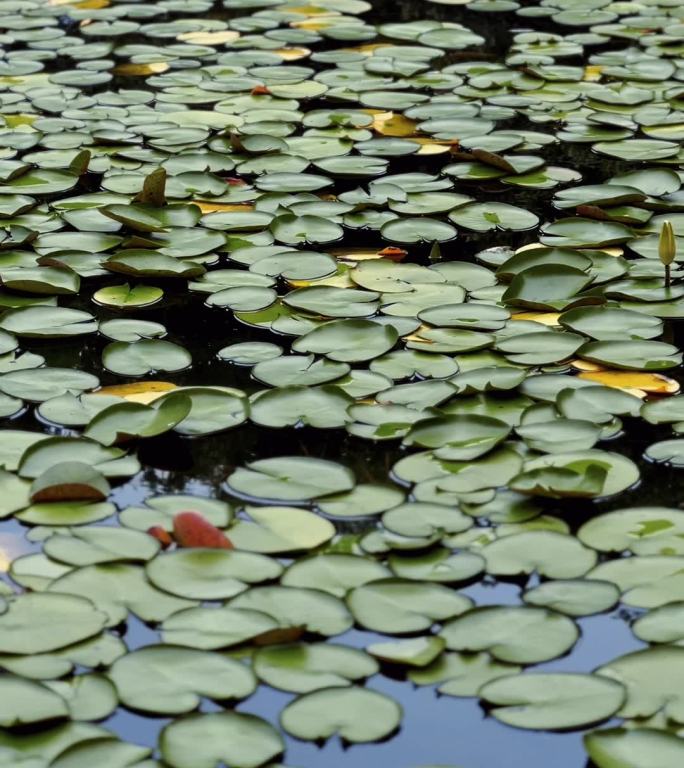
(659, 220, 676, 266)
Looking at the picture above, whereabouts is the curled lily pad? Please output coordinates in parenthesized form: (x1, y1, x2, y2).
(84, 395, 192, 446)
(159, 387, 248, 436)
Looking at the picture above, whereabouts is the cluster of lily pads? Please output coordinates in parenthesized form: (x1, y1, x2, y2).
(6, 0, 684, 766)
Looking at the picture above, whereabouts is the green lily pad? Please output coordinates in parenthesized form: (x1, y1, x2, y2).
(109, 646, 256, 714)
(230, 586, 353, 637)
(596, 646, 684, 722)
(585, 728, 684, 768)
(102, 340, 192, 376)
(253, 643, 378, 693)
(347, 579, 472, 634)
(160, 712, 284, 768)
(0, 593, 108, 655)
(439, 606, 579, 664)
(227, 506, 335, 554)
(226, 456, 355, 502)
(146, 549, 282, 600)
(280, 687, 402, 743)
(479, 673, 625, 731)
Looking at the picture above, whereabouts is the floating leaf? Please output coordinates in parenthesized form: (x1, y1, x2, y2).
(280, 687, 402, 743)
(172, 512, 234, 550)
(109, 646, 256, 714)
(160, 712, 284, 768)
(480, 673, 625, 731)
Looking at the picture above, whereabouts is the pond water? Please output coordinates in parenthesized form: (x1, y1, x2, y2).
(3, 0, 684, 767)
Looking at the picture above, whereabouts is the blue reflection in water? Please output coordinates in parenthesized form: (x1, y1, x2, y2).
(105, 583, 643, 768)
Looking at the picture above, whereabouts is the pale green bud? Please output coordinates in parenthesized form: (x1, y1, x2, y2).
(659, 220, 676, 266)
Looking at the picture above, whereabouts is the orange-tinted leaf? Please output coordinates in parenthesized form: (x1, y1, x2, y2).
(31, 483, 106, 503)
(578, 371, 680, 395)
(251, 85, 270, 96)
(378, 246, 409, 262)
(173, 512, 234, 549)
(147, 526, 174, 549)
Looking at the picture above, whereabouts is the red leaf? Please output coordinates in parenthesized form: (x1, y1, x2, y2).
(225, 177, 246, 186)
(172, 512, 234, 549)
(377, 246, 408, 263)
(251, 85, 270, 95)
(147, 526, 173, 549)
